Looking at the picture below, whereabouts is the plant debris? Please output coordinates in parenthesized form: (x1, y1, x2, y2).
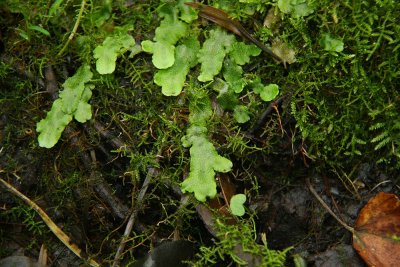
(353, 192, 400, 267)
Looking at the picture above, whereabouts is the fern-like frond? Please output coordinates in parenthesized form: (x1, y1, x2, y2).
(371, 131, 390, 143)
(374, 136, 392, 150)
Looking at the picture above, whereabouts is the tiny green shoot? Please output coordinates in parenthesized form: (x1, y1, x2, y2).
(93, 28, 136, 74)
(319, 33, 344, 52)
(277, 0, 314, 18)
(252, 79, 280, 102)
(233, 105, 251, 124)
(229, 193, 246, 216)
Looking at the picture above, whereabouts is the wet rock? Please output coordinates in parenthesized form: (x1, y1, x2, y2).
(131, 240, 196, 267)
(0, 256, 40, 267)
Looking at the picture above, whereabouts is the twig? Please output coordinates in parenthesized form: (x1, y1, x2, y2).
(44, 65, 58, 98)
(91, 170, 130, 220)
(249, 95, 286, 136)
(305, 177, 354, 233)
(0, 177, 101, 267)
(57, 0, 86, 57)
(91, 121, 127, 150)
(112, 167, 156, 267)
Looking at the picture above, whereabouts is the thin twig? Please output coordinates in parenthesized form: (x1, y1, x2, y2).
(0, 177, 101, 267)
(305, 177, 354, 233)
(249, 95, 286, 136)
(91, 121, 127, 150)
(92, 170, 130, 220)
(57, 0, 86, 57)
(112, 167, 156, 267)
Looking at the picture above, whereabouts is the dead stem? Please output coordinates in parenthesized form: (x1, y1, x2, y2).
(111, 166, 156, 267)
(305, 177, 354, 233)
(0, 177, 101, 267)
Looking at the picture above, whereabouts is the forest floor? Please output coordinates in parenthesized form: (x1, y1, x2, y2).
(1, 1, 399, 266)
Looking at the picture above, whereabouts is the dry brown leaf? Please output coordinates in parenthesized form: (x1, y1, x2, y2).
(352, 192, 400, 267)
(38, 244, 48, 267)
(218, 174, 236, 205)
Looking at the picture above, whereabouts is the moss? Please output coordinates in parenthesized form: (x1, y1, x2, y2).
(255, 0, 400, 170)
(1, 0, 399, 265)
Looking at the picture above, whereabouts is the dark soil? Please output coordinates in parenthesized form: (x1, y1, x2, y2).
(2, 101, 397, 266)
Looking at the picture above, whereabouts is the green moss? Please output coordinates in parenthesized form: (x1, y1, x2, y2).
(283, 0, 400, 169)
(2, 0, 400, 265)
(191, 217, 290, 266)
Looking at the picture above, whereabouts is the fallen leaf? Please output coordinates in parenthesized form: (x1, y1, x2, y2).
(196, 175, 238, 236)
(218, 174, 236, 205)
(352, 192, 400, 267)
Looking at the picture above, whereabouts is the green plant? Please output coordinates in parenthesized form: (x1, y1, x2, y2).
(229, 193, 247, 216)
(286, 0, 400, 171)
(36, 23, 139, 148)
(180, 88, 233, 201)
(369, 101, 400, 166)
(252, 79, 280, 102)
(36, 65, 93, 148)
(7, 206, 47, 236)
(93, 26, 137, 74)
(141, 0, 197, 70)
(319, 33, 344, 53)
(0, 62, 10, 80)
(276, 0, 315, 18)
(141, 0, 281, 202)
(153, 36, 200, 96)
(191, 218, 290, 266)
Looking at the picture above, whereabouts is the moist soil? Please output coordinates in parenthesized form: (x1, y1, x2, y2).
(2, 103, 397, 266)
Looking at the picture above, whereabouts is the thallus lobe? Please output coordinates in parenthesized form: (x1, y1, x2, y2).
(185, 2, 284, 65)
